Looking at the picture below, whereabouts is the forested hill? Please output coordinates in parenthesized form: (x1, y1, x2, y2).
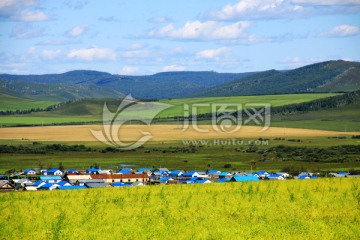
(191, 60, 360, 97)
(0, 71, 254, 99)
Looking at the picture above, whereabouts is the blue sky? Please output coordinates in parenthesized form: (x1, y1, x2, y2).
(0, 0, 359, 75)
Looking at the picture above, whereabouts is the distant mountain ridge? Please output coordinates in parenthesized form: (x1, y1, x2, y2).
(192, 60, 360, 97)
(0, 60, 359, 101)
(0, 71, 254, 99)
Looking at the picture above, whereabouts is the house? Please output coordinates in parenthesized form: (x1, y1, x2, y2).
(24, 169, 36, 175)
(65, 173, 92, 184)
(0, 182, 15, 191)
(276, 172, 290, 178)
(207, 170, 221, 178)
(195, 179, 212, 184)
(98, 169, 112, 174)
(87, 168, 101, 174)
(33, 180, 47, 188)
(138, 168, 153, 173)
(56, 181, 72, 187)
(77, 179, 106, 186)
(90, 174, 150, 184)
(153, 168, 169, 176)
(230, 176, 260, 182)
(255, 171, 269, 178)
(39, 176, 62, 182)
(267, 174, 285, 180)
(169, 170, 184, 178)
(217, 178, 231, 183)
(158, 177, 174, 184)
(182, 171, 200, 178)
(84, 182, 109, 188)
(218, 172, 232, 179)
(42, 168, 63, 176)
(118, 168, 133, 174)
(14, 178, 33, 187)
(66, 169, 79, 174)
(57, 185, 87, 190)
(38, 182, 59, 190)
(298, 175, 318, 180)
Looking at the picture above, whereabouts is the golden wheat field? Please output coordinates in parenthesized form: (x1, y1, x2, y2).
(0, 178, 359, 239)
(0, 124, 357, 142)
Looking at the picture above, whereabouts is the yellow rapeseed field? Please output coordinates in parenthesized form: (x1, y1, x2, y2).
(1, 178, 359, 239)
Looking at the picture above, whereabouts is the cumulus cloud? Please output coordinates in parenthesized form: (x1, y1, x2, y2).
(196, 47, 230, 59)
(67, 25, 88, 37)
(319, 25, 359, 37)
(67, 47, 117, 61)
(149, 20, 251, 40)
(122, 43, 150, 58)
(206, 0, 360, 20)
(41, 49, 62, 60)
(162, 65, 186, 72)
(0, 0, 50, 22)
(119, 66, 139, 75)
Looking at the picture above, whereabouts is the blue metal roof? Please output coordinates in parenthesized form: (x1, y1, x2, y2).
(231, 176, 259, 182)
(218, 172, 230, 177)
(218, 178, 231, 183)
(169, 170, 183, 175)
(40, 176, 62, 181)
(113, 182, 132, 187)
(159, 177, 172, 182)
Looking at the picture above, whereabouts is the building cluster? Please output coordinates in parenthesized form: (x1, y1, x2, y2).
(0, 167, 356, 192)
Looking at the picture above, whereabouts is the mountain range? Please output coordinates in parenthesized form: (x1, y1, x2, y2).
(0, 60, 359, 101)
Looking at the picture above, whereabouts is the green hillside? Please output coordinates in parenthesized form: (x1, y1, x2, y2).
(270, 90, 360, 131)
(193, 60, 360, 97)
(0, 93, 58, 112)
(0, 79, 124, 102)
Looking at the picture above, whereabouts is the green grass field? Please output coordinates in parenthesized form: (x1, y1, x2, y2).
(0, 93, 340, 127)
(0, 93, 58, 111)
(1, 178, 359, 239)
(1, 137, 359, 174)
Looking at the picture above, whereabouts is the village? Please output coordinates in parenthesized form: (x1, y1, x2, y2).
(0, 166, 358, 191)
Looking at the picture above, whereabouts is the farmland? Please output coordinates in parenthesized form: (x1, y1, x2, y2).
(0, 93, 58, 112)
(0, 93, 339, 127)
(0, 125, 357, 142)
(1, 178, 359, 239)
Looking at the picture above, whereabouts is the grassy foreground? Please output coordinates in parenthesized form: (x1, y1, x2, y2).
(1, 178, 359, 239)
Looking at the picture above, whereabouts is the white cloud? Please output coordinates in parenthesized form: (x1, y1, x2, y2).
(196, 47, 230, 59)
(67, 25, 88, 37)
(67, 47, 117, 61)
(319, 25, 359, 37)
(207, 0, 360, 20)
(119, 66, 139, 75)
(41, 49, 62, 60)
(13, 10, 49, 21)
(150, 20, 251, 40)
(162, 65, 186, 72)
(291, 0, 360, 5)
